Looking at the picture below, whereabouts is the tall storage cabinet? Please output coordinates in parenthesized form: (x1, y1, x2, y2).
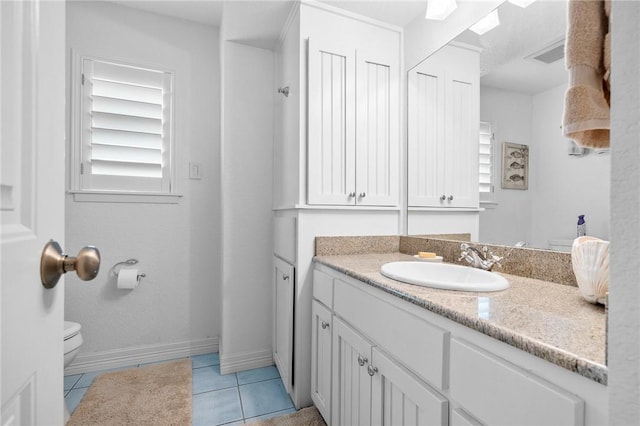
(273, 0, 403, 411)
(408, 43, 480, 209)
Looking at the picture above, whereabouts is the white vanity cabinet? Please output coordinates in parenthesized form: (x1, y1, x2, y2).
(313, 269, 449, 426)
(408, 43, 480, 209)
(332, 317, 449, 426)
(312, 263, 608, 426)
(307, 23, 400, 207)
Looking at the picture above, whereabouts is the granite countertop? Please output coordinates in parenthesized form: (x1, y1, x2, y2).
(314, 252, 607, 385)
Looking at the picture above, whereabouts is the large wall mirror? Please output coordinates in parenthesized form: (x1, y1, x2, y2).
(406, 0, 610, 250)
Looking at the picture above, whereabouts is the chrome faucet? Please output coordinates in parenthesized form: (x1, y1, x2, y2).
(459, 241, 527, 271)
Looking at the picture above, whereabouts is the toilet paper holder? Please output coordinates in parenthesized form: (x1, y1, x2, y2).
(110, 258, 146, 280)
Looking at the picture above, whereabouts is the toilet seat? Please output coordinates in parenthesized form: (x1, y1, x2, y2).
(64, 321, 81, 341)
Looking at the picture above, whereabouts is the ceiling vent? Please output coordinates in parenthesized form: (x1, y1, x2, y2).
(525, 39, 565, 64)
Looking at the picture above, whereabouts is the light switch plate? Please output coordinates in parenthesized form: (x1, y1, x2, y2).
(189, 162, 202, 180)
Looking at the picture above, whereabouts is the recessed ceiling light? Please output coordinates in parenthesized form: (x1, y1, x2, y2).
(425, 0, 457, 21)
(508, 0, 537, 8)
(469, 10, 500, 35)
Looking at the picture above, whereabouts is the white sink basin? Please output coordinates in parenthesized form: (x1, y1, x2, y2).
(380, 261, 509, 292)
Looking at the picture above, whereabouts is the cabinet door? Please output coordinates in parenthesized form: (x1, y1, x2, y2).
(332, 318, 373, 426)
(407, 45, 479, 208)
(273, 257, 294, 394)
(311, 301, 333, 423)
(308, 37, 357, 205)
(355, 47, 399, 206)
(407, 62, 446, 207)
(443, 48, 479, 209)
(371, 348, 448, 426)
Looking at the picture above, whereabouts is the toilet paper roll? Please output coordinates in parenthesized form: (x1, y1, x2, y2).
(117, 269, 140, 290)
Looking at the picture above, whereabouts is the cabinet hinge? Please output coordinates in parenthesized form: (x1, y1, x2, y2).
(82, 74, 85, 85)
(80, 163, 84, 174)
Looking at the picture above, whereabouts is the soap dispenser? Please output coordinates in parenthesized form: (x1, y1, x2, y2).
(577, 215, 586, 237)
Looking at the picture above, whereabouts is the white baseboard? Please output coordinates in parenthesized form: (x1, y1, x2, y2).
(64, 337, 219, 375)
(219, 348, 274, 375)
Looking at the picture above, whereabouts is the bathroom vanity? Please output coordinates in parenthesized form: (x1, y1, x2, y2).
(311, 246, 607, 426)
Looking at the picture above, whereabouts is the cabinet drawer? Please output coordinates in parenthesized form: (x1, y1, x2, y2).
(313, 269, 334, 309)
(334, 279, 448, 390)
(450, 338, 584, 426)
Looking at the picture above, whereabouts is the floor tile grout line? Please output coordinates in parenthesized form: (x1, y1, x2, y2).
(236, 385, 246, 424)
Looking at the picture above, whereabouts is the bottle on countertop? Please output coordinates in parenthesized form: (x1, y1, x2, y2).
(577, 214, 586, 237)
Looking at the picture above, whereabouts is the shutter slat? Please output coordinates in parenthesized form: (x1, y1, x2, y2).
(92, 159, 162, 178)
(92, 128, 162, 150)
(92, 144, 162, 165)
(92, 95, 162, 119)
(92, 111, 162, 135)
(93, 60, 165, 88)
(92, 79, 163, 104)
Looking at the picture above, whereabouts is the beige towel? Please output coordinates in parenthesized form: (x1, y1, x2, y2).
(563, 0, 611, 148)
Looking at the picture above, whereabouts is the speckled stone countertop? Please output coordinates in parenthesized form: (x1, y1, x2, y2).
(314, 252, 607, 385)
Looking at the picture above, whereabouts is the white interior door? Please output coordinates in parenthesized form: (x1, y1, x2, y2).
(1, 1, 66, 424)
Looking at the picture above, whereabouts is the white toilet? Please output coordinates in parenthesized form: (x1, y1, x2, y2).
(64, 321, 83, 422)
(64, 321, 83, 367)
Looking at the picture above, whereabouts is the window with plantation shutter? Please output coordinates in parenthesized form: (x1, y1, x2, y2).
(75, 57, 174, 195)
(479, 121, 494, 198)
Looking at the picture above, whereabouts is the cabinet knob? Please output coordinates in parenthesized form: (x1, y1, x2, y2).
(440, 195, 446, 201)
(282, 274, 289, 280)
(348, 192, 356, 198)
(359, 192, 366, 198)
(367, 365, 378, 376)
(448, 195, 454, 201)
(357, 355, 368, 367)
(321, 321, 329, 330)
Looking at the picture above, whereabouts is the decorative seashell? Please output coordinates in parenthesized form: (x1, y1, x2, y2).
(571, 236, 609, 305)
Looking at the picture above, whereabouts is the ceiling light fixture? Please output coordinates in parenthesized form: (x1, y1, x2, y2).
(508, 0, 537, 8)
(425, 0, 457, 21)
(469, 9, 500, 35)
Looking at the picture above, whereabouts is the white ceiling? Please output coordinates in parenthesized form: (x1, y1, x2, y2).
(108, 0, 568, 94)
(110, 0, 426, 46)
(454, 0, 568, 95)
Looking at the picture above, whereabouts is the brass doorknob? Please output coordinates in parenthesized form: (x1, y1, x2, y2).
(40, 240, 101, 289)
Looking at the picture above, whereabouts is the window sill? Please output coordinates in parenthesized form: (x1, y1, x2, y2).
(68, 191, 183, 204)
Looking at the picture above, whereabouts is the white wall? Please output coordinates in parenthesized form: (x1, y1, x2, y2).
(609, 1, 640, 423)
(65, 2, 221, 367)
(219, 40, 275, 373)
(530, 84, 610, 248)
(273, 7, 301, 210)
(479, 86, 533, 246)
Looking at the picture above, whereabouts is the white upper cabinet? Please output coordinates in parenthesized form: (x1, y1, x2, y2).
(408, 44, 480, 209)
(307, 28, 400, 207)
(308, 37, 357, 205)
(355, 47, 400, 207)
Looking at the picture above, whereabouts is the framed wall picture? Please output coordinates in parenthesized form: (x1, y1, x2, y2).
(501, 142, 529, 190)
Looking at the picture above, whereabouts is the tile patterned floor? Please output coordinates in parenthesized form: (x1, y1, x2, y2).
(64, 353, 295, 425)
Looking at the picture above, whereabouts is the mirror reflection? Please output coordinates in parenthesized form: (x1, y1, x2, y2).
(407, 0, 610, 251)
